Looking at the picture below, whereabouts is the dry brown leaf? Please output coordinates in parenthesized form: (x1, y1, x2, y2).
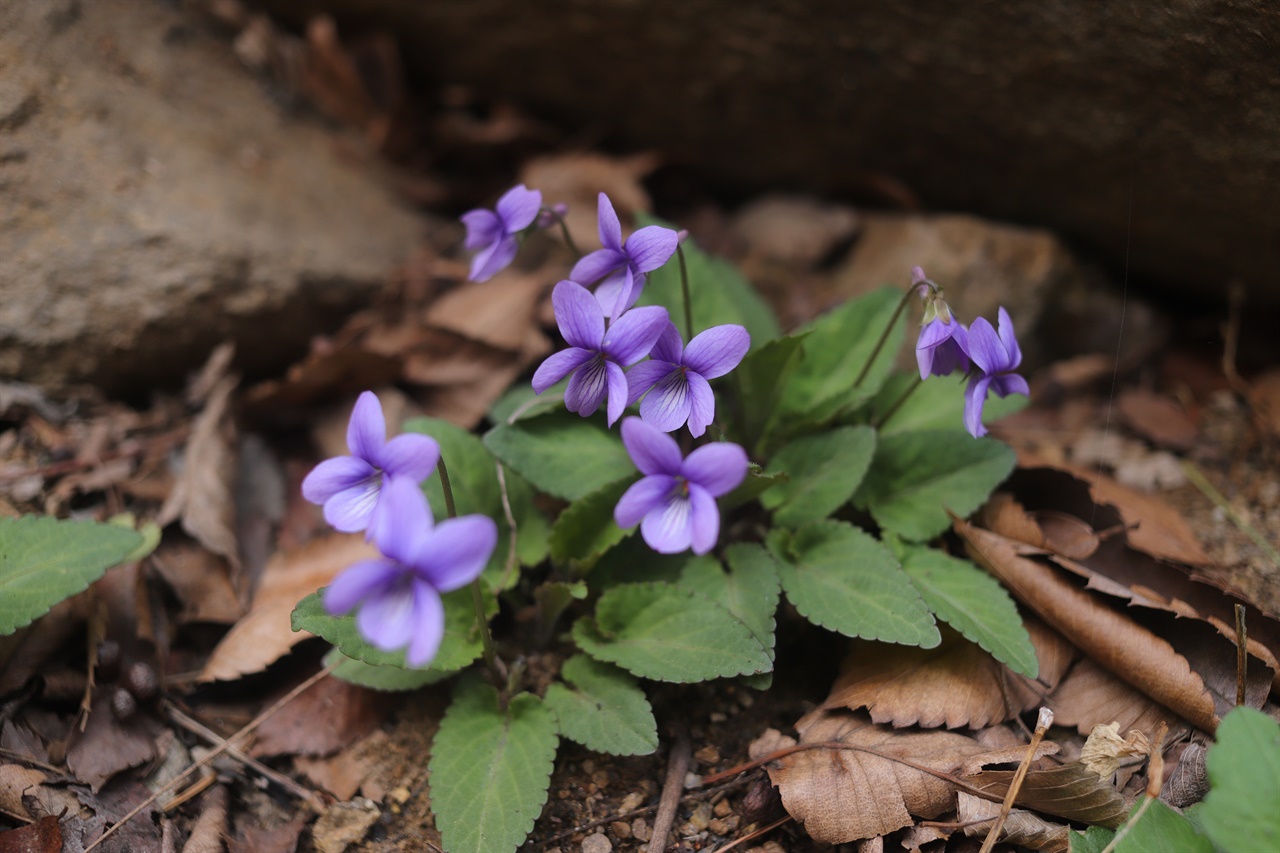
(0, 813, 62, 853)
(955, 518, 1220, 732)
(242, 345, 402, 422)
(424, 273, 548, 353)
(199, 533, 378, 682)
(519, 151, 660, 252)
(1050, 658, 1187, 740)
(294, 730, 387, 800)
(823, 622, 1074, 730)
(182, 784, 229, 853)
(0, 765, 46, 821)
(1079, 723, 1149, 779)
(159, 373, 240, 571)
(956, 792, 1069, 852)
(1032, 510, 1100, 559)
(963, 763, 1128, 828)
(1116, 389, 1199, 451)
(1161, 736, 1209, 807)
(765, 708, 997, 843)
(982, 492, 1047, 550)
(251, 676, 386, 759)
(65, 692, 156, 792)
(151, 541, 244, 625)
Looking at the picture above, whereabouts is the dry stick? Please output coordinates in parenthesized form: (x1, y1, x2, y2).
(978, 707, 1053, 853)
(1099, 722, 1169, 853)
(713, 815, 792, 853)
(650, 726, 692, 853)
(160, 770, 217, 812)
(83, 662, 336, 852)
(164, 702, 326, 811)
(1235, 604, 1248, 707)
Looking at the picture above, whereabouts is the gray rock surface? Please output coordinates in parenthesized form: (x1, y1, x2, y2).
(259, 0, 1279, 304)
(0, 0, 427, 393)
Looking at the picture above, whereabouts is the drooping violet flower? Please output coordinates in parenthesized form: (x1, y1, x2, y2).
(460, 184, 542, 282)
(626, 322, 750, 437)
(912, 266, 970, 380)
(534, 202, 569, 231)
(324, 477, 496, 667)
(614, 417, 747, 555)
(531, 281, 668, 425)
(302, 391, 441, 535)
(961, 307, 1029, 438)
(570, 193, 679, 318)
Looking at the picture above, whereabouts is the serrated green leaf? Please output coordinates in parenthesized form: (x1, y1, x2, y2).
(678, 544, 780, 664)
(588, 536, 691, 589)
(774, 288, 905, 439)
(733, 332, 809, 456)
(549, 475, 637, 562)
(430, 678, 558, 853)
(857, 430, 1016, 541)
(900, 546, 1038, 678)
(404, 417, 548, 588)
(776, 520, 939, 647)
(1069, 825, 1115, 853)
(634, 215, 780, 346)
(1200, 706, 1280, 853)
(761, 425, 877, 527)
(872, 373, 1028, 437)
(107, 513, 162, 563)
(545, 655, 657, 756)
(0, 516, 143, 635)
(572, 582, 770, 682)
(484, 410, 634, 501)
(292, 584, 496, 675)
(1104, 799, 1213, 853)
(325, 648, 448, 691)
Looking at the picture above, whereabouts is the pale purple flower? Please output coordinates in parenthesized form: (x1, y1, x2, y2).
(324, 477, 496, 667)
(961, 307, 1029, 438)
(916, 319, 970, 380)
(461, 184, 542, 282)
(531, 281, 669, 426)
(626, 322, 750, 437)
(614, 417, 748, 555)
(570, 193, 679, 318)
(302, 391, 440, 534)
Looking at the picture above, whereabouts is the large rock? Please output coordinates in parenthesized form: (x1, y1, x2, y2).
(0, 0, 427, 393)
(258, 0, 1278, 305)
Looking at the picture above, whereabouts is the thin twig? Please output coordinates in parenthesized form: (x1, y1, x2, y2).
(978, 707, 1052, 853)
(83, 662, 336, 852)
(1235, 604, 1248, 707)
(713, 815, 791, 852)
(650, 726, 692, 853)
(160, 770, 216, 812)
(163, 702, 326, 811)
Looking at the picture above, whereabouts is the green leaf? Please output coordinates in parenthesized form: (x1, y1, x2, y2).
(872, 373, 1028, 437)
(735, 332, 809, 456)
(488, 377, 569, 425)
(634, 215, 780, 345)
(292, 584, 496, 675)
(722, 464, 786, 511)
(1069, 825, 1114, 853)
(1200, 706, 1280, 853)
(405, 417, 549, 588)
(430, 677, 558, 853)
(774, 288, 905, 438)
(899, 547, 1038, 678)
(108, 513, 162, 563)
(678, 545, 780, 664)
(774, 520, 939, 647)
(325, 648, 448, 691)
(544, 655, 658, 756)
(572, 582, 770, 682)
(549, 475, 637, 562)
(857, 430, 1016, 541)
(484, 410, 634, 501)
(761, 426, 876, 527)
(1095, 799, 1214, 853)
(0, 516, 143, 635)
(588, 535, 690, 589)
(533, 580, 587, 638)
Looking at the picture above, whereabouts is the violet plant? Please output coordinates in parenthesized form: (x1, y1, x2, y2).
(291, 187, 1032, 853)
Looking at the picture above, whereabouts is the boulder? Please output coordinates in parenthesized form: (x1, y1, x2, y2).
(258, 0, 1280, 304)
(0, 0, 427, 393)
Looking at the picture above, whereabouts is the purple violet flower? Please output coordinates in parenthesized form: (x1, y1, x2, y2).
(614, 417, 748, 555)
(460, 184, 542, 282)
(626, 322, 750, 437)
(961, 307, 1029, 438)
(570, 193, 679, 318)
(324, 477, 496, 667)
(302, 391, 441, 535)
(531, 281, 669, 426)
(913, 266, 970, 380)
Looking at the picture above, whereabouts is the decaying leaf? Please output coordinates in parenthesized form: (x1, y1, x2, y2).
(1079, 723, 1150, 779)
(200, 534, 378, 682)
(1115, 388, 1199, 451)
(823, 622, 1073, 730)
(963, 763, 1128, 828)
(0, 764, 46, 821)
(150, 541, 244, 625)
(956, 518, 1219, 732)
(957, 791, 1069, 852)
(1050, 658, 1187, 739)
(250, 675, 386, 759)
(65, 692, 156, 792)
(519, 151, 660, 251)
(0, 813, 62, 853)
(1161, 736, 1209, 807)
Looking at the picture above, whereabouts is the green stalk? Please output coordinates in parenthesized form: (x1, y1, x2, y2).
(436, 457, 501, 678)
(851, 286, 917, 389)
(548, 208, 582, 259)
(677, 243, 694, 342)
(873, 375, 924, 428)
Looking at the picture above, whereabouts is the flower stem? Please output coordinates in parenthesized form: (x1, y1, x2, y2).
(436, 456, 501, 680)
(549, 208, 582, 259)
(677, 243, 694, 342)
(852, 286, 917, 389)
(873, 375, 924, 428)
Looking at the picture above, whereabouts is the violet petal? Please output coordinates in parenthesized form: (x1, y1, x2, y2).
(495, 184, 541, 232)
(686, 484, 721, 555)
(564, 357, 608, 416)
(615, 474, 677, 528)
(347, 391, 386, 462)
(621, 417, 682, 476)
(624, 226, 679, 273)
(416, 514, 497, 592)
(625, 360, 674, 406)
(685, 372, 716, 438)
(602, 305, 669, 365)
(377, 433, 441, 483)
(404, 580, 446, 667)
(638, 370, 691, 433)
(682, 325, 749, 379)
(302, 455, 376, 505)
(640, 493, 692, 554)
(681, 442, 747, 497)
(552, 280, 605, 350)
(324, 559, 401, 615)
(533, 347, 595, 394)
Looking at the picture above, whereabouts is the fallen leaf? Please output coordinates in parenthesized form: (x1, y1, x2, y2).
(150, 541, 243, 625)
(1116, 389, 1198, 451)
(424, 273, 548, 353)
(956, 791, 1069, 852)
(963, 763, 1128, 828)
(1161, 736, 1208, 807)
(955, 517, 1219, 732)
(1049, 658, 1187, 739)
(1032, 510, 1100, 559)
(251, 675, 386, 759)
(294, 730, 387, 800)
(823, 622, 1073, 730)
(182, 784, 229, 853)
(0, 765, 45, 821)
(1079, 723, 1149, 779)
(199, 533, 378, 682)
(65, 692, 156, 792)
(0, 814, 62, 853)
(519, 151, 660, 252)
(730, 195, 859, 266)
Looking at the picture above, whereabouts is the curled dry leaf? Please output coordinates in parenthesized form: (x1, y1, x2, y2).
(199, 533, 379, 682)
(0, 764, 46, 820)
(1079, 723, 1149, 780)
(962, 763, 1128, 828)
(955, 517, 1220, 733)
(957, 791, 1069, 852)
(1050, 658, 1187, 740)
(182, 783, 229, 853)
(823, 622, 1073, 730)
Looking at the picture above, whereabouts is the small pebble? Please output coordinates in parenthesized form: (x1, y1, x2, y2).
(619, 792, 645, 812)
(709, 816, 738, 834)
(709, 711, 727, 723)
(687, 802, 713, 831)
(611, 821, 631, 839)
(694, 745, 720, 765)
(632, 818, 651, 841)
(713, 799, 732, 818)
(581, 831, 611, 853)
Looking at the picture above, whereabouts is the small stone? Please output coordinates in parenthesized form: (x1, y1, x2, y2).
(611, 821, 631, 839)
(694, 745, 720, 765)
(713, 799, 732, 818)
(687, 802, 713, 831)
(312, 798, 380, 853)
(683, 771, 702, 789)
(632, 818, 651, 842)
(709, 816, 739, 834)
(618, 792, 645, 813)
(388, 786, 411, 804)
(738, 693, 754, 708)
(709, 711, 728, 723)
(581, 832, 611, 853)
